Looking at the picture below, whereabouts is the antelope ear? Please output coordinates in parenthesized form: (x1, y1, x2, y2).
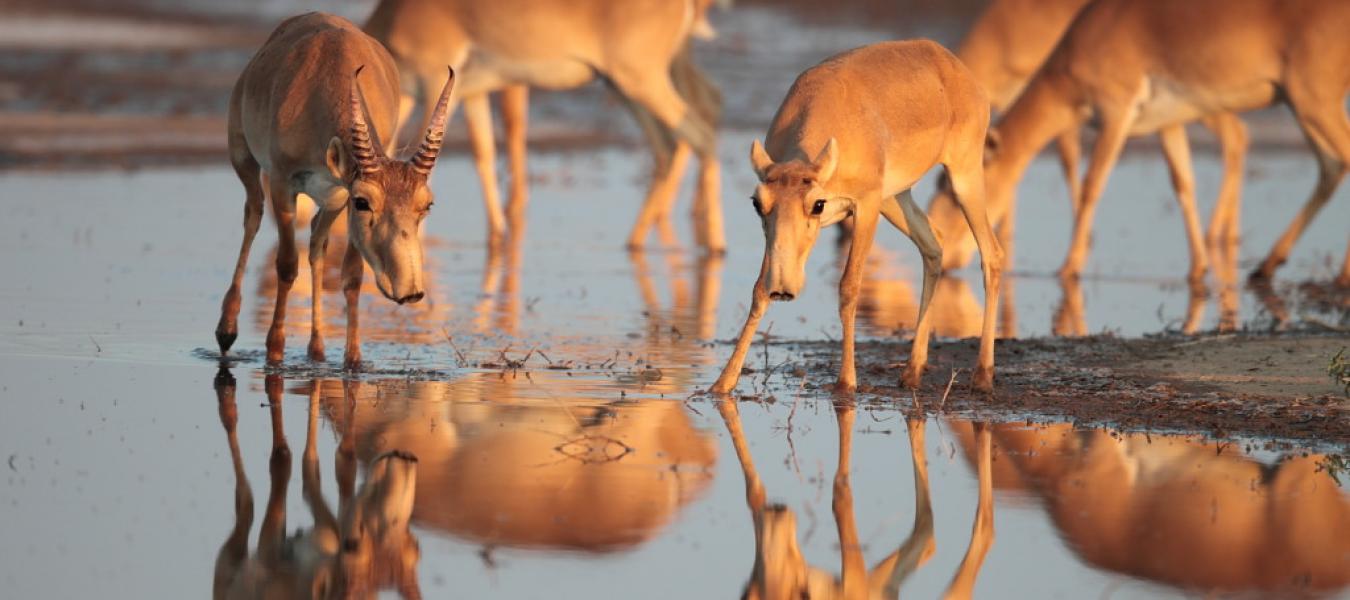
(750, 139, 774, 181)
(813, 137, 838, 182)
(326, 137, 348, 180)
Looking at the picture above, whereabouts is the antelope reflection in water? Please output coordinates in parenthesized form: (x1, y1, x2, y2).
(1053, 242, 1244, 336)
(299, 373, 717, 554)
(855, 245, 1250, 339)
(954, 423, 1350, 596)
(719, 401, 995, 599)
(212, 371, 422, 599)
(855, 247, 1015, 339)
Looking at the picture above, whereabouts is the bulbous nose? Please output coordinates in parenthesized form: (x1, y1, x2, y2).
(769, 291, 795, 301)
(395, 291, 424, 305)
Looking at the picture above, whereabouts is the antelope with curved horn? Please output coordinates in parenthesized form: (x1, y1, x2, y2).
(363, 0, 725, 251)
(928, 0, 1350, 285)
(214, 13, 455, 368)
(950, 0, 1249, 273)
(711, 41, 1004, 393)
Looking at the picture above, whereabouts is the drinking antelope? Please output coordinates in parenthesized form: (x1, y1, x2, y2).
(364, 0, 725, 251)
(929, 0, 1350, 286)
(214, 13, 454, 368)
(952, 0, 1249, 276)
(710, 41, 1004, 394)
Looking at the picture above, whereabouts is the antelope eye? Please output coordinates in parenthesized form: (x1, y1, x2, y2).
(352, 197, 372, 212)
(812, 199, 827, 215)
(751, 196, 764, 216)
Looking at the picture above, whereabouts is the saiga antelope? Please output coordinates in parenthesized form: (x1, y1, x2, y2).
(710, 41, 1004, 394)
(214, 13, 455, 368)
(952, 0, 1249, 275)
(929, 0, 1350, 286)
(364, 0, 725, 251)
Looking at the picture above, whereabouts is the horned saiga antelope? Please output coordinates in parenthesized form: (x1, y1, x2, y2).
(929, 0, 1350, 286)
(710, 41, 1004, 394)
(214, 13, 454, 368)
(364, 0, 725, 251)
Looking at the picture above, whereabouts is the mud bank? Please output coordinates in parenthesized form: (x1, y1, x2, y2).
(780, 332, 1350, 446)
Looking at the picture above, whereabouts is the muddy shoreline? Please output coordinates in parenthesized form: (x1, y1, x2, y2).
(746, 332, 1350, 447)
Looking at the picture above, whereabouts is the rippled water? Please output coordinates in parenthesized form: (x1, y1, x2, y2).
(3, 1, 1350, 595)
(2, 138, 1348, 597)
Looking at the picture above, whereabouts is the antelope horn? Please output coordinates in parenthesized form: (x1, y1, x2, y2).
(348, 65, 383, 176)
(409, 66, 456, 176)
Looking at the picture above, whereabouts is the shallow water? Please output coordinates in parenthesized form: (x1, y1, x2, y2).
(3, 1, 1350, 595)
(2, 138, 1348, 598)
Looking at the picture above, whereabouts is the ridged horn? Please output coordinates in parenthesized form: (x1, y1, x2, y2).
(348, 65, 383, 177)
(409, 66, 456, 176)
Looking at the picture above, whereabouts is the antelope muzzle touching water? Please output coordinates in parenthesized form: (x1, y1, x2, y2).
(711, 41, 1004, 394)
(214, 12, 455, 369)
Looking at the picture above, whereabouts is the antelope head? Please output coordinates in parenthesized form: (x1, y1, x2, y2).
(321, 450, 422, 600)
(748, 138, 845, 301)
(326, 66, 455, 305)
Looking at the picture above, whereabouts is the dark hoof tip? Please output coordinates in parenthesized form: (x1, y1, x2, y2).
(216, 331, 238, 354)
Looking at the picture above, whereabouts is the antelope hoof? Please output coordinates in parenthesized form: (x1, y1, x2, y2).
(832, 378, 858, 395)
(1335, 273, 1350, 289)
(708, 377, 737, 395)
(265, 326, 285, 364)
(971, 365, 995, 394)
(1248, 259, 1282, 282)
(343, 351, 363, 372)
(307, 337, 326, 362)
(900, 362, 925, 389)
(215, 328, 238, 355)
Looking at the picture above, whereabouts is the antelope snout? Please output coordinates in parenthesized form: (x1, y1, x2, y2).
(395, 291, 424, 305)
(769, 290, 796, 302)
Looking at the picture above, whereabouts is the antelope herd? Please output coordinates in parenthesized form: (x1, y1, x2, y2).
(213, 0, 1348, 394)
(206, 2, 1348, 593)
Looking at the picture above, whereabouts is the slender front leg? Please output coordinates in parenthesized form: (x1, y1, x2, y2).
(464, 93, 507, 247)
(949, 160, 1004, 392)
(885, 191, 942, 388)
(1157, 124, 1210, 283)
(629, 142, 691, 250)
(305, 197, 344, 362)
(1204, 112, 1248, 249)
(499, 85, 530, 231)
(265, 177, 299, 364)
(1059, 111, 1133, 280)
(216, 160, 265, 355)
(1055, 129, 1083, 216)
(837, 210, 880, 392)
(341, 242, 364, 370)
(709, 256, 771, 394)
(692, 147, 726, 253)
